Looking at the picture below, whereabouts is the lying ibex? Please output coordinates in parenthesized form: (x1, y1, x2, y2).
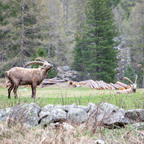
(5, 57, 53, 99)
(116, 75, 137, 94)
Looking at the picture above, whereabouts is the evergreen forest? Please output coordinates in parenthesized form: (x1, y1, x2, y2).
(0, 0, 144, 87)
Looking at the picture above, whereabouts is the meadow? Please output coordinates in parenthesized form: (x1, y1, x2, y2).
(0, 84, 144, 144)
(0, 83, 144, 110)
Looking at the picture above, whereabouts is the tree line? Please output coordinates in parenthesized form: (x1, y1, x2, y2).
(0, 0, 144, 87)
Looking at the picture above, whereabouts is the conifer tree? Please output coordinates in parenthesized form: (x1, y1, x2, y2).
(73, 0, 118, 82)
(0, 0, 48, 76)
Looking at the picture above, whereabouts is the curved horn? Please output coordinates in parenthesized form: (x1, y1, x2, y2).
(35, 57, 46, 62)
(123, 77, 133, 84)
(135, 75, 137, 84)
(24, 61, 44, 68)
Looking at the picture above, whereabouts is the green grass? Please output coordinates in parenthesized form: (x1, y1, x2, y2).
(0, 86, 144, 109)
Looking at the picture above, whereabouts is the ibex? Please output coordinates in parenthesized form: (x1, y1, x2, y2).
(116, 75, 137, 94)
(5, 57, 53, 99)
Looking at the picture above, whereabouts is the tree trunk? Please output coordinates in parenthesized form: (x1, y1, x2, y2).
(142, 75, 144, 88)
(21, 0, 25, 66)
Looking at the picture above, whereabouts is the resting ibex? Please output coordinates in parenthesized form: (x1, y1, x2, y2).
(5, 57, 53, 99)
(116, 75, 137, 94)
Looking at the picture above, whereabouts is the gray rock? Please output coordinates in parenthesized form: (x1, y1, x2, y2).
(62, 66, 70, 71)
(68, 108, 88, 124)
(0, 107, 12, 122)
(54, 104, 63, 110)
(95, 139, 105, 144)
(77, 105, 91, 113)
(39, 104, 54, 119)
(40, 109, 67, 127)
(98, 102, 119, 117)
(51, 109, 67, 122)
(88, 103, 119, 122)
(57, 66, 81, 80)
(87, 103, 97, 115)
(103, 108, 129, 127)
(125, 109, 144, 122)
(88, 103, 129, 127)
(7, 103, 41, 127)
(132, 122, 144, 130)
(62, 122, 75, 131)
(62, 104, 77, 112)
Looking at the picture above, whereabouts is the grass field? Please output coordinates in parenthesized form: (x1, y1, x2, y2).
(0, 84, 144, 110)
(0, 84, 144, 144)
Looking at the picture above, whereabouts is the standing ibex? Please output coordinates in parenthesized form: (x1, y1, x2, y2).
(116, 75, 137, 94)
(5, 57, 53, 99)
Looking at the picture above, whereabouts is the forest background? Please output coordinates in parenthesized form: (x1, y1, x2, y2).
(0, 0, 144, 87)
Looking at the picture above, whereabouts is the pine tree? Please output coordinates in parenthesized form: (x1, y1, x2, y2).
(73, 0, 118, 82)
(0, 0, 48, 76)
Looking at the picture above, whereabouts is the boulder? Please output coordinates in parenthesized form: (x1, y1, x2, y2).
(125, 109, 144, 122)
(77, 105, 91, 113)
(0, 107, 12, 122)
(40, 109, 67, 127)
(62, 104, 77, 112)
(57, 66, 81, 81)
(95, 139, 105, 144)
(39, 104, 54, 119)
(103, 108, 129, 127)
(88, 103, 129, 127)
(7, 103, 41, 127)
(67, 108, 88, 124)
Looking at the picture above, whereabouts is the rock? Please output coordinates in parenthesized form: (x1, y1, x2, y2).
(62, 104, 77, 112)
(125, 109, 144, 122)
(57, 66, 81, 81)
(87, 103, 97, 116)
(88, 103, 119, 123)
(67, 108, 88, 124)
(98, 102, 119, 117)
(54, 104, 64, 110)
(62, 122, 75, 131)
(0, 107, 12, 122)
(94, 139, 105, 144)
(88, 103, 129, 127)
(131, 122, 144, 130)
(51, 109, 67, 122)
(77, 105, 91, 113)
(39, 104, 54, 119)
(7, 103, 41, 127)
(40, 109, 67, 127)
(61, 66, 70, 71)
(50, 122, 61, 129)
(103, 108, 129, 127)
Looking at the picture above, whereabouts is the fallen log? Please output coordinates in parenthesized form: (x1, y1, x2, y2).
(116, 81, 130, 89)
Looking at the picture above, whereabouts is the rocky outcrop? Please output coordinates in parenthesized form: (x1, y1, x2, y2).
(56, 66, 81, 81)
(0, 102, 143, 128)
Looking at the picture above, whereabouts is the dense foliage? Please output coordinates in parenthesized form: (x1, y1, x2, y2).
(0, 0, 144, 84)
(73, 0, 118, 82)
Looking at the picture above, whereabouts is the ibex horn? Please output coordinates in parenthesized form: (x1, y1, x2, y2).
(35, 57, 46, 62)
(123, 77, 133, 84)
(24, 61, 44, 68)
(135, 75, 137, 84)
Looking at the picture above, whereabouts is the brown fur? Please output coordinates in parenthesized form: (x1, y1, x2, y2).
(5, 58, 52, 99)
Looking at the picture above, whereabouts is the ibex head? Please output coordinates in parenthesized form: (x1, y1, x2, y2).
(24, 57, 53, 70)
(123, 75, 137, 92)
